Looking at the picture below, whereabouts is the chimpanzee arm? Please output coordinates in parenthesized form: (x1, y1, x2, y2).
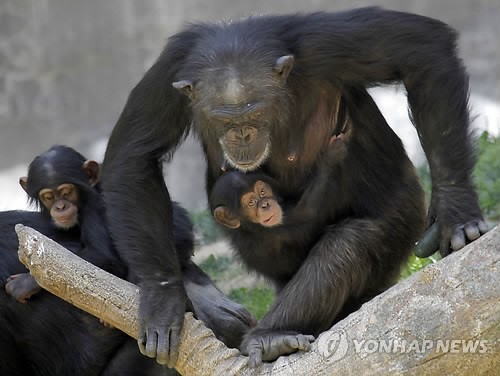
(100, 26, 205, 367)
(75, 189, 127, 278)
(291, 8, 487, 254)
(183, 262, 257, 348)
(284, 168, 333, 224)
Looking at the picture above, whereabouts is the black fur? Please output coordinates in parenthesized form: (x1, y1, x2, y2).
(1, 146, 253, 374)
(0, 146, 169, 375)
(209, 154, 335, 291)
(210, 88, 426, 330)
(101, 7, 485, 364)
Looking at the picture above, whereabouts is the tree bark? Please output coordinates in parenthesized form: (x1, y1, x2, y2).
(16, 224, 500, 376)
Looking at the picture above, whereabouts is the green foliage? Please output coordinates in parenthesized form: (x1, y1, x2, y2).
(417, 131, 500, 221)
(400, 254, 437, 280)
(228, 287, 275, 320)
(405, 131, 499, 278)
(197, 254, 275, 319)
(199, 254, 233, 277)
(474, 132, 500, 220)
(190, 209, 222, 245)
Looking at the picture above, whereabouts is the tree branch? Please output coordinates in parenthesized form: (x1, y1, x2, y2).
(16, 224, 500, 375)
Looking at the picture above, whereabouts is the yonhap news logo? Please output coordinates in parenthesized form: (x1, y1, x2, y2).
(317, 329, 494, 364)
(317, 328, 349, 363)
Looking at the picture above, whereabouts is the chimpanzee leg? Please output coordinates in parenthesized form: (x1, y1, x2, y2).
(0, 295, 32, 376)
(242, 213, 423, 364)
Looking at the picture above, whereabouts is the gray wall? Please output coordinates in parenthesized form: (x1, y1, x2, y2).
(1, 0, 499, 210)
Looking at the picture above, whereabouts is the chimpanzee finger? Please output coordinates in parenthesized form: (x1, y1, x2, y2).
(450, 227, 466, 252)
(248, 346, 263, 368)
(301, 335, 315, 350)
(156, 328, 172, 368)
(296, 334, 313, 351)
(163, 324, 181, 368)
(439, 235, 451, 258)
(99, 318, 115, 329)
(283, 336, 299, 349)
(143, 329, 159, 359)
(284, 335, 311, 351)
(464, 223, 480, 242)
(156, 328, 170, 365)
(138, 321, 148, 354)
(139, 338, 149, 358)
(414, 223, 440, 258)
(478, 220, 490, 235)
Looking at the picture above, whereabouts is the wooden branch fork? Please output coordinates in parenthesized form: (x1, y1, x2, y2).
(16, 225, 500, 375)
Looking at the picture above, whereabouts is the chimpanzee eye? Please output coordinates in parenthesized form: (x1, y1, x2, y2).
(260, 189, 266, 196)
(248, 199, 257, 207)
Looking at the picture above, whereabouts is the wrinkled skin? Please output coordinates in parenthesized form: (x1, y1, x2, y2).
(241, 330, 315, 367)
(5, 274, 42, 304)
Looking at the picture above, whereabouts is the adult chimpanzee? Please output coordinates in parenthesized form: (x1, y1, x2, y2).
(100, 7, 488, 367)
(208, 90, 426, 366)
(1, 146, 254, 375)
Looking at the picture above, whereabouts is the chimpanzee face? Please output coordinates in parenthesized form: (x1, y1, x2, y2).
(38, 183, 80, 229)
(173, 55, 294, 172)
(212, 178, 283, 229)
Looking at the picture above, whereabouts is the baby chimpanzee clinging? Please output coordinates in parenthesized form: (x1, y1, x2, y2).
(209, 138, 339, 291)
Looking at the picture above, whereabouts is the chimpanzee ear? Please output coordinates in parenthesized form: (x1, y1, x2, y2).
(274, 55, 294, 81)
(82, 160, 100, 187)
(19, 176, 29, 193)
(213, 206, 241, 229)
(172, 80, 194, 97)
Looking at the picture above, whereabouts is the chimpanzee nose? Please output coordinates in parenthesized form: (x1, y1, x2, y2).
(239, 126, 257, 144)
(55, 202, 66, 211)
(260, 200, 270, 209)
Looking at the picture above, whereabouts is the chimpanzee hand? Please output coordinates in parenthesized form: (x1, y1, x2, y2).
(186, 283, 257, 348)
(137, 280, 188, 368)
(415, 189, 489, 258)
(241, 329, 315, 368)
(5, 273, 42, 303)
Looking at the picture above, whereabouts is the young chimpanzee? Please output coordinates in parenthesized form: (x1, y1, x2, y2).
(5, 146, 113, 302)
(1, 145, 254, 375)
(210, 136, 340, 291)
(0, 145, 143, 375)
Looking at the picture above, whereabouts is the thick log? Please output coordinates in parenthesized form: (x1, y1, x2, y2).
(16, 225, 500, 375)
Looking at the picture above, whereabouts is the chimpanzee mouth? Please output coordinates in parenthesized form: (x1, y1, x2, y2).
(223, 143, 271, 172)
(263, 214, 274, 223)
